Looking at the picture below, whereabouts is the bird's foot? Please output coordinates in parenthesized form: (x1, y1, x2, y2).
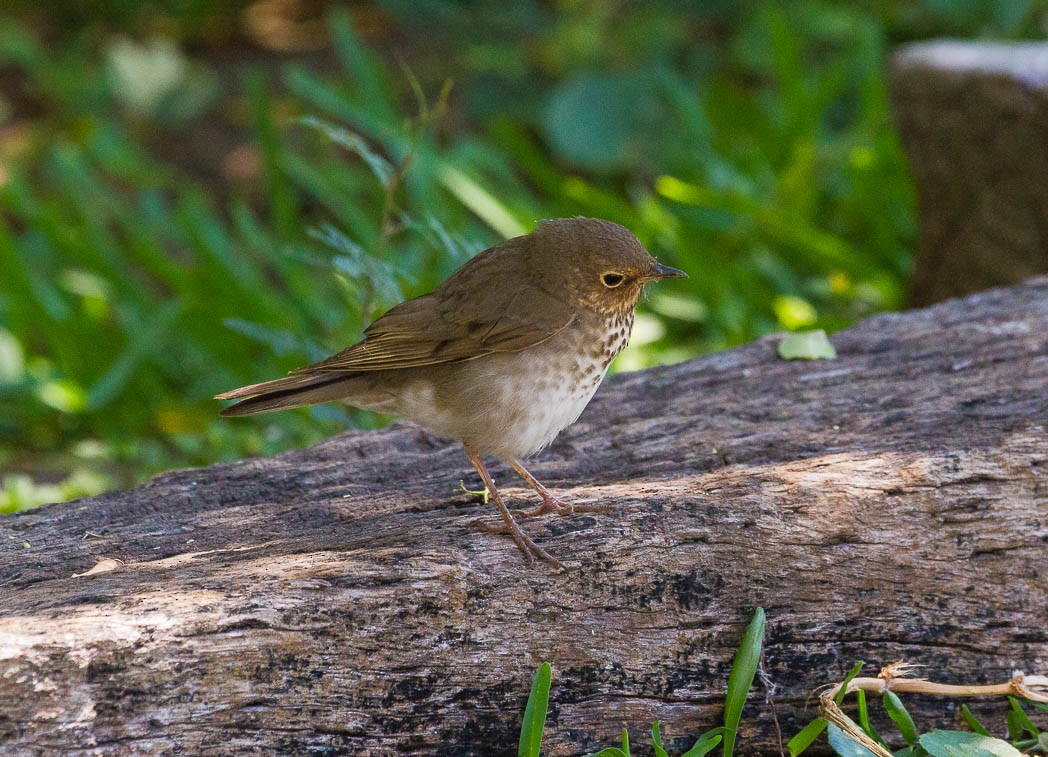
(468, 517, 509, 534)
(466, 517, 564, 569)
(463, 448, 564, 569)
(507, 460, 610, 518)
(516, 496, 611, 518)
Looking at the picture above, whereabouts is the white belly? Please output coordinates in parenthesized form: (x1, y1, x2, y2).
(371, 312, 633, 461)
(447, 314, 631, 460)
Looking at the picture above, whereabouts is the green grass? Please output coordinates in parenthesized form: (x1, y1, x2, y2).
(517, 608, 762, 757)
(516, 610, 1046, 756)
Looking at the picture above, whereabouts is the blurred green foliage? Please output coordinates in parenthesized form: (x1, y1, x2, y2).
(1, 1, 1044, 511)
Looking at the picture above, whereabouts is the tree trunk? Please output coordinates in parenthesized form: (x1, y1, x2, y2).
(890, 41, 1048, 306)
(2, 279, 1046, 756)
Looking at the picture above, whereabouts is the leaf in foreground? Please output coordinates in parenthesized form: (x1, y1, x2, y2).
(653, 721, 669, 757)
(681, 730, 723, 757)
(827, 723, 879, 756)
(883, 691, 917, 745)
(518, 662, 551, 757)
(722, 607, 766, 756)
(788, 718, 828, 755)
(918, 730, 1023, 757)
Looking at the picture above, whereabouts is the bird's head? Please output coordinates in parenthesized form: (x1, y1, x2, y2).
(529, 217, 686, 315)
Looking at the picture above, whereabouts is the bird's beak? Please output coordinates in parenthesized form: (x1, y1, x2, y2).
(646, 261, 687, 280)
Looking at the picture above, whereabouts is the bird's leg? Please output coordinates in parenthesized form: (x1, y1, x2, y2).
(510, 459, 611, 517)
(464, 448, 563, 569)
(509, 460, 571, 516)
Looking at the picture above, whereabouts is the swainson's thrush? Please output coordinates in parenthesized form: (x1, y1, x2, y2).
(217, 217, 685, 566)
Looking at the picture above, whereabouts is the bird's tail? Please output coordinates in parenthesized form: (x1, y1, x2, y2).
(216, 372, 356, 416)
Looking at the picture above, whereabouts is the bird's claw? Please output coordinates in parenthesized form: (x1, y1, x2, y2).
(516, 497, 610, 518)
(465, 517, 564, 569)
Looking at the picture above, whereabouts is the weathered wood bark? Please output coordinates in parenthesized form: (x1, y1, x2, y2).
(891, 41, 1048, 306)
(2, 279, 1047, 756)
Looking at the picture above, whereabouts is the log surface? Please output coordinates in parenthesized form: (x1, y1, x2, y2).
(2, 279, 1047, 756)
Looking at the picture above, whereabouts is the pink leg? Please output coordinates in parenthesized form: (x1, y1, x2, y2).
(464, 447, 563, 568)
(510, 460, 611, 517)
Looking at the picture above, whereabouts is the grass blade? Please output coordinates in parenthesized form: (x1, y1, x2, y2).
(787, 718, 827, 755)
(652, 721, 669, 757)
(437, 163, 527, 238)
(682, 730, 724, 757)
(86, 300, 182, 410)
(518, 662, 551, 757)
(327, 7, 396, 124)
(883, 691, 917, 745)
(856, 690, 885, 746)
(960, 705, 991, 737)
(247, 72, 298, 239)
(1007, 696, 1038, 738)
(723, 607, 766, 756)
(1005, 707, 1023, 741)
(835, 662, 865, 704)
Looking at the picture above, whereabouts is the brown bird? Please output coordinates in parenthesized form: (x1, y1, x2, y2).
(216, 217, 685, 566)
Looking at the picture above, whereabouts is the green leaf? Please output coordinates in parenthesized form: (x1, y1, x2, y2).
(681, 731, 724, 757)
(788, 718, 827, 756)
(1005, 708, 1022, 741)
(856, 690, 885, 746)
(541, 73, 639, 171)
(585, 750, 628, 757)
(883, 692, 918, 746)
(283, 64, 384, 135)
(222, 318, 306, 358)
(836, 662, 865, 704)
(918, 730, 1023, 757)
(436, 163, 527, 238)
(959, 705, 991, 737)
(327, 7, 396, 124)
(86, 299, 182, 410)
(0, 327, 25, 384)
(1007, 696, 1039, 737)
(621, 727, 630, 755)
(652, 721, 669, 757)
(247, 73, 297, 239)
(723, 607, 766, 756)
(301, 115, 394, 185)
(827, 724, 879, 756)
(36, 378, 86, 413)
(772, 294, 817, 329)
(777, 329, 837, 360)
(518, 662, 551, 757)
(105, 36, 188, 114)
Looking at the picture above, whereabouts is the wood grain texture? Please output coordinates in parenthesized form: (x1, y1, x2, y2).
(2, 279, 1047, 756)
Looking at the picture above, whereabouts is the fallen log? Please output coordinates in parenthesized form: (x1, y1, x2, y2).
(2, 278, 1046, 755)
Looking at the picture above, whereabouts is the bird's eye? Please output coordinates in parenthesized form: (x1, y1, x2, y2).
(601, 272, 625, 288)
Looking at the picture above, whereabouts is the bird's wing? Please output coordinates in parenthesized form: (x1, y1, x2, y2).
(297, 239, 575, 374)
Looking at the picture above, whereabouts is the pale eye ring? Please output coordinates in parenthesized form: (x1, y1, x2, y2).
(601, 272, 625, 288)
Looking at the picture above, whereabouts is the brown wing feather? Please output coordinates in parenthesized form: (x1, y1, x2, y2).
(297, 236, 575, 374)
